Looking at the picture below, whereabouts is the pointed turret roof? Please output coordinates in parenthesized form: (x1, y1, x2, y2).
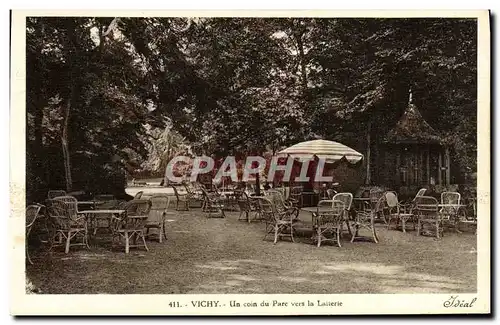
(385, 90, 442, 144)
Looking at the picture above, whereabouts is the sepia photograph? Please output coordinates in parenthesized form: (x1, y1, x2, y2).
(10, 9, 490, 315)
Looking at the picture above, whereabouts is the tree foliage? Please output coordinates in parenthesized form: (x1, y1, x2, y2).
(26, 17, 477, 202)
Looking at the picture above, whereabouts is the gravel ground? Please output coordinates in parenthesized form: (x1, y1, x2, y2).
(26, 209, 477, 294)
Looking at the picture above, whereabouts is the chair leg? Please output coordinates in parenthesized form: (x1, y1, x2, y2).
(317, 228, 322, 247)
(336, 228, 342, 248)
(158, 225, 162, 243)
(417, 219, 421, 236)
(289, 225, 295, 243)
(345, 219, 352, 237)
(274, 225, 279, 244)
(125, 231, 130, 254)
(351, 226, 358, 243)
(65, 231, 71, 254)
(372, 226, 379, 243)
(141, 232, 149, 251)
(162, 221, 168, 241)
(401, 219, 406, 233)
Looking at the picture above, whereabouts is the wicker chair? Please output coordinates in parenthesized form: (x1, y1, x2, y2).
(237, 191, 256, 222)
(440, 191, 462, 231)
(256, 196, 295, 244)
(133, 191, 144, 200)
(111, 199, 151, 253)
(183, 182, 204, 208)
(266, 189, 300, 222)
(330, 192, 354, 236)
(415, 196, 442, 238)
(49, 196, 88, 253)
(200, 187, 225, 218)
(26, 204, 43, 264)
(351, 195, 383, 243)
(145, 195, 171, 243)
(367, 189, 386, 223)
(289, 185, 304, 207)
(314, 199, 346, 247)
(385, 191, 416, 233)
(172, 185, 191, 211)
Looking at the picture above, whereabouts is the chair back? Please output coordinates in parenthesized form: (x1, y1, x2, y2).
(50, 196, 83, 230)
(52, 196, 78, 217)
(317, 199, 345, 228)
(113, 199, 150, 230)
(332, 192, 353, 211)
(26, 204, 42, 235)
(124, 199, 151, 215)
(326, 189, 336, 199)
(384, 191, 399, 208)
(441, 191, 461, 205)
(255, 196, 277, 222)
(133, 191, 144, 200)
(289, 186, 303, 201)
(148, 195, 171, 224)
(415, 196, 439, 219)
(48, 190, 67, 199)
(237, 190, 252, 212)
(414, 188, 427, 200)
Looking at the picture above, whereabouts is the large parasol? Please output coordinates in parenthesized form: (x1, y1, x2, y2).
(277, 139, 363, 164)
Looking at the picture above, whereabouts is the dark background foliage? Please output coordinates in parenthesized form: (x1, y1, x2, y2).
(26, 17, 477, 203)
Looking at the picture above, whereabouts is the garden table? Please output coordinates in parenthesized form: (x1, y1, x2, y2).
(219, 191, 239, 211)
(438, 204, 467, 233)
(301, 206, 352, 244)
(353, 197, 371, 210)
(77, 200, 104, 210)
(79, 209, 126, 243)
(301, 206, 351, 230)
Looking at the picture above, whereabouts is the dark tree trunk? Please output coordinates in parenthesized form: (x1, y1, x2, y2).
(61, 93, 73, 193)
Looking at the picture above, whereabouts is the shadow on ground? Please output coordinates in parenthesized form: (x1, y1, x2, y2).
(27, 209, 477, 294)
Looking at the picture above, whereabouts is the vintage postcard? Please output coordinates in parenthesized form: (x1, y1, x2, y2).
(10, 9, 490, 315)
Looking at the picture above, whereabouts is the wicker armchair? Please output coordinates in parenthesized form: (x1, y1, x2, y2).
(289, 185, 304, 207)
(351, 195, 383, 243)
(266, 189, 300, 222)
(200, 187, 225, 218)
(172, 185, 191, 211)
(256, 196, 295, 244)
(26, 204, 43, 264)
(133, 191, 144, 200)
(237, 191, 257, 222)
(460, 197, 477, 234)
(367, 189, 386, 223)
(314, 199, 346, 247)
(111, 199, 151, 253)
(415, 196, 442, 238)
(49, 196, 88, 253)
(145, 195, 171, 243)
(183, 182, 204, 208)
(440, 191, 462, 231)
(385, 191, 416, 233)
